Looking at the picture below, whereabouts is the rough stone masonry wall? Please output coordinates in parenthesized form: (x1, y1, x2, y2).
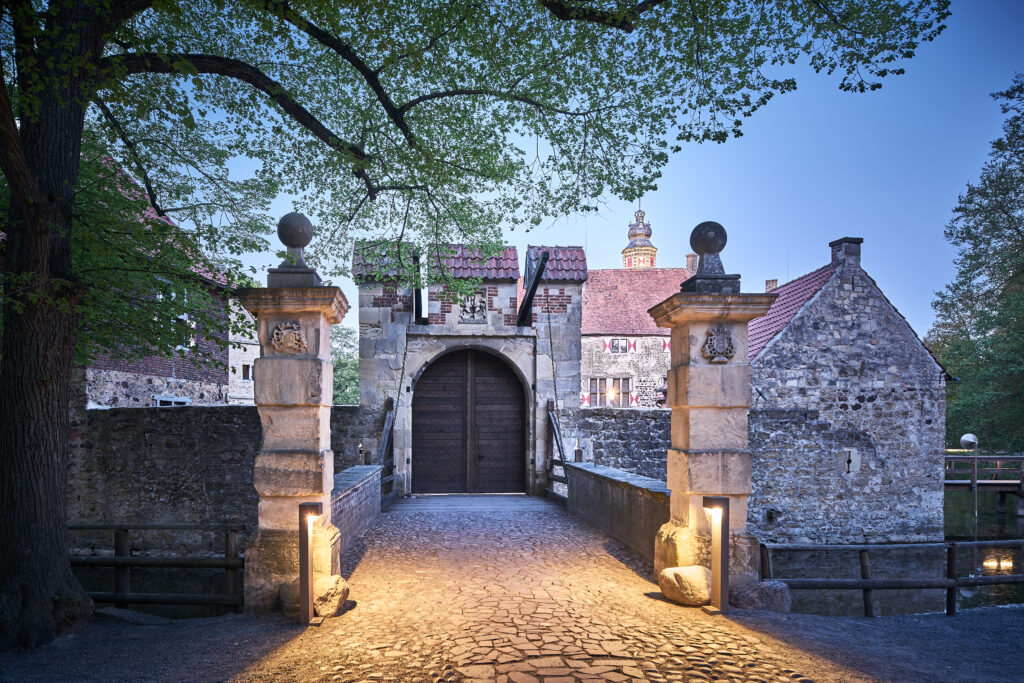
(68, 405, 364, 555)
(578, 407, 671, 481)
(748, 265, 946, 543)
(330, 465, 383, 555)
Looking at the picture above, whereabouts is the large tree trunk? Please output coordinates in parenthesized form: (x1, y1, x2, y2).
(0, 3, 101, 649)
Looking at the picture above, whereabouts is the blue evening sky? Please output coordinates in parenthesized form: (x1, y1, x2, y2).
(254, 1, 1024, 337)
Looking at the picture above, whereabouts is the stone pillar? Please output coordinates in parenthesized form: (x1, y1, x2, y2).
(649, 222, 775, 583)
(240, 213, 349, 612)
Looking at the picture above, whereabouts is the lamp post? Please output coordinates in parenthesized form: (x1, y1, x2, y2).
(299, 501, 323, 625)
(702, 496, 730, 614)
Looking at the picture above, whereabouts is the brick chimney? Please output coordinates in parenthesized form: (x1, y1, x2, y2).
(765, 279, 778, 292)
(686, 253, 698, 275)
(829, 237, 863, 268)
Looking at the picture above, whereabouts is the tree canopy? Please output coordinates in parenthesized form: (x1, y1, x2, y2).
(927, 74, 1024, 451)
(1, 0, 949, 650)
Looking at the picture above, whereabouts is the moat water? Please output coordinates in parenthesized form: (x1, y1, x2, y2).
(773, 490, 1024, 616)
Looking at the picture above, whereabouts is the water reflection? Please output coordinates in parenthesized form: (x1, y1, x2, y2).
(772, 491, 1024, 616)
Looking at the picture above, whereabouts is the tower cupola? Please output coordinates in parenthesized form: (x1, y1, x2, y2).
(622, 205, 657, 268)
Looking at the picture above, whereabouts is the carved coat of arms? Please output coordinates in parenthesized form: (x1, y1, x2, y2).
(271, 321, 307, 353)
(701, 326, 735, 364)
(459, 292, 487, 324)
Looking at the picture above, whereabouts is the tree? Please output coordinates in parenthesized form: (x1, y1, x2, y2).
(1, 0, 948, 648)
(331, 324, 358, 404)
(927, 74, 1024, 451)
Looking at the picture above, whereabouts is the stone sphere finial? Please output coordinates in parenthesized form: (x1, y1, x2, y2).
(277, 212, 314, 250)
(690, 221, 727, 255)
(960, 433, 978, 450)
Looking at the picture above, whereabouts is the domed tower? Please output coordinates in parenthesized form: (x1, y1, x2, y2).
(622, 205, 657, 268)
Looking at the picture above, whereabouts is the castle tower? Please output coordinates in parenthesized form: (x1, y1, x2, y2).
(622, 205, 657, 268)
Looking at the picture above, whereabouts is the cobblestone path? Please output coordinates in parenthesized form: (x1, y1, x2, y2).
(236, 495, 856, 683)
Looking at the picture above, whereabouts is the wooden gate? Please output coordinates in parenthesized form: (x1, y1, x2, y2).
(412, 350, 525, 493)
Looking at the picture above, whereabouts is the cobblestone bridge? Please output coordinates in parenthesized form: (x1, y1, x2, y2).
(238, 495, 830, 682)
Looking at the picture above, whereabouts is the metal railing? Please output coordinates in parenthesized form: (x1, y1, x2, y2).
(69, 523, 244, 610)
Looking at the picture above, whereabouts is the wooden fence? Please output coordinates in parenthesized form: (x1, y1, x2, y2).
(69, 523, 244, 610)
(761, 539, 1024, 617)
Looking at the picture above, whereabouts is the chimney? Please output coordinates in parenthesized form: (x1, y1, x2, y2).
(685, 253, 698, 275)
(829, 237, 863, 268)
(765, 279, 778, 292)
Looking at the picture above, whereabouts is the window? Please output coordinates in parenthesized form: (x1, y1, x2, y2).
(610, 338, 628, 353)
(609, 377, 631, 407)
(242, 364, 252, 381)
(153, 395, 191, 407)
(588, 378, 606, 407)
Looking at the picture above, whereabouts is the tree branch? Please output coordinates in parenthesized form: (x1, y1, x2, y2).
(101, 52, 370, 163)
(0, 58, 41, 204)
(94, 98, 167, 217)
(538, 0, 666, 32)
(259, 0, 416, 146)
(398, 87, 611, 117)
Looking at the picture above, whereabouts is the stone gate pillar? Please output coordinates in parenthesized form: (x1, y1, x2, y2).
(649, 222, 775, 583)
(239, 213, 349, 611)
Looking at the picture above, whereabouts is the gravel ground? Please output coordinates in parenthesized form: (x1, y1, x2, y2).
(1, 496, 1021, 683)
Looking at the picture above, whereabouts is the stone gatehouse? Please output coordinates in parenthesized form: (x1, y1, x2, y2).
(355, 244, 586, 495)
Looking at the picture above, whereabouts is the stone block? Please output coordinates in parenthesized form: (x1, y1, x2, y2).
(669, 408, 747, 450)
(259, 406, 331, 452)
(668, 364, 751, 408)
(654, 522, 702, 578)
(729, 579, 791, 612)
(253, 450, 333, 496)
(658, 566, 710, 606)
(667, 450, 752, 495)
(254, 357, 330, 406)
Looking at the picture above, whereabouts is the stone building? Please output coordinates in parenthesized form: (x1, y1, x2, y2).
(85, 270, 231, 408)
(580, 208, 696, 408)
(355, 243, 586, 495)
(226, 306, 259, 405)
(579, 231, 946, 543)
(747, 237, 947, 543)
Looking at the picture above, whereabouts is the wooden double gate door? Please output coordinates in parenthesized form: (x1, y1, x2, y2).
(411, 350, 526, 493)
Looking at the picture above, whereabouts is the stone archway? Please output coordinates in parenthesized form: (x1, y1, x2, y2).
(411, 349, 526, 493)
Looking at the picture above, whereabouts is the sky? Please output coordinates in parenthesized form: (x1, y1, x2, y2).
(250, 0, 1024, 337)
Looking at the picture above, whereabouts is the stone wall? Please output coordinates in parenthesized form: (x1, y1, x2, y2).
(85, 368, 227, 408)
(68, 404, 365, 551)
(578, 408, 670, 481)
(580, 336, 671, 408)
(564, 462, 670, 562)
(330, 465, 383, 556)
(747, 261, 945, 542)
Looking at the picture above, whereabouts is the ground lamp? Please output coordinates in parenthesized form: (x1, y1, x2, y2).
(702, 496, 730, 614)
(299, 501, 323, 625)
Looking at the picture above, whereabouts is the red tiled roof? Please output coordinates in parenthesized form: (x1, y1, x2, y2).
(581, 267, 694, 336)
(352, 243, 519, 281)
(526, 245, 588, 281)
(747, 265, 836, 358)
(443, 245, 519, 280)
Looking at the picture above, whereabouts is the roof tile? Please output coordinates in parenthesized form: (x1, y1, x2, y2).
(747, 265, 836, 358)
(582, 267, 694, 336)
(526, 245, 588, 281)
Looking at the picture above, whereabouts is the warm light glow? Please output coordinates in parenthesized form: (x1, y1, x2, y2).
(983, 557, 1013, 571)
(306, 513, 319, 532)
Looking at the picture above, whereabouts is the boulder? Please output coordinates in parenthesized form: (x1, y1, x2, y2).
(658, 566, 711, 606)
(314, 574, 350, 617)
(729, 579, 791, 612)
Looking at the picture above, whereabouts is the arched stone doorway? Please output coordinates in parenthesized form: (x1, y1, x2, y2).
(411, 349, 526, 493)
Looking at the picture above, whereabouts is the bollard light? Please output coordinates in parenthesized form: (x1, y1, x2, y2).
(702, 496, 730, 614)
(298, 501, 323, 625)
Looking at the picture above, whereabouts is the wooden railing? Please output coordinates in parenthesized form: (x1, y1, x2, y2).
(761, 539, 1024, 617)
(378, 397, 396, 503)
(945, 453, 1024, 492)
(69, 524, 244, 610)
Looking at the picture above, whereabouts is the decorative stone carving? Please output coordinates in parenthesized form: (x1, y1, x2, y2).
(271, 321, 307, 354)
(701, 326, 735, 364)
(459, 292, 487, 324)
